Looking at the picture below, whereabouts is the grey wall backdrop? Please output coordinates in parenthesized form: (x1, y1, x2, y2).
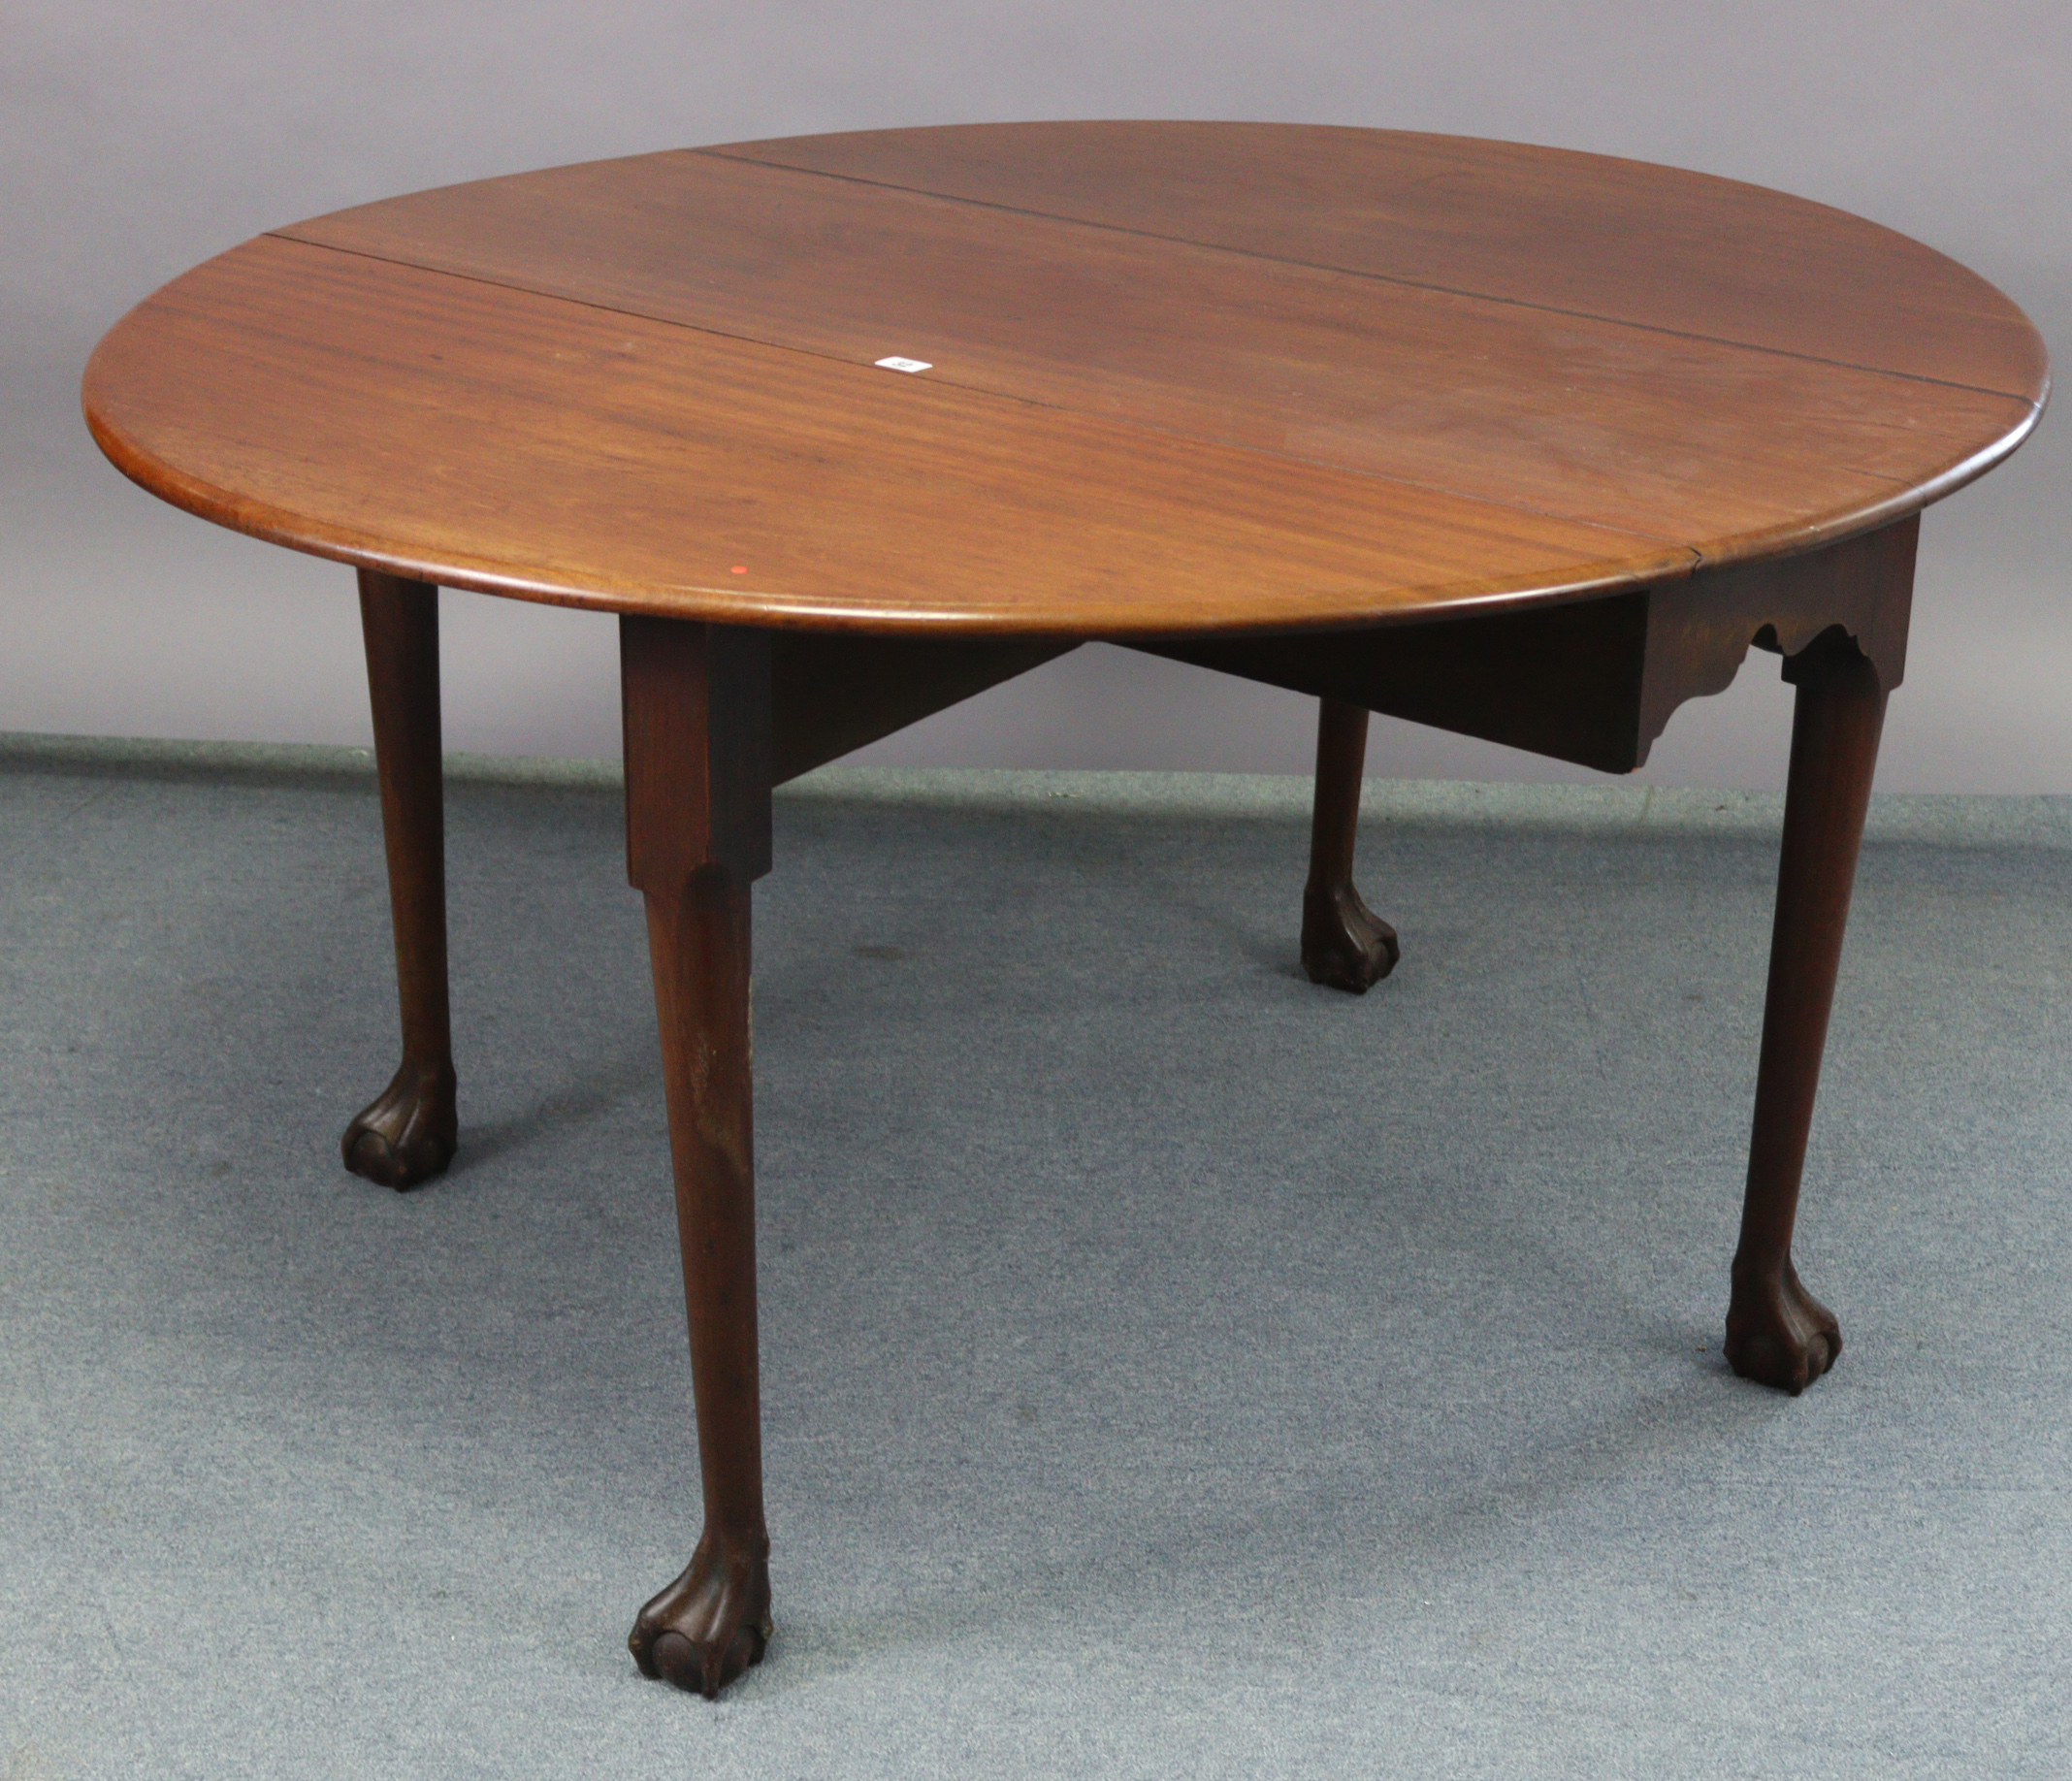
(5, 2, 2066, 789)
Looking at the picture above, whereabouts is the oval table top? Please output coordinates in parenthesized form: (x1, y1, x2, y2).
(83, 122, 2048, 636)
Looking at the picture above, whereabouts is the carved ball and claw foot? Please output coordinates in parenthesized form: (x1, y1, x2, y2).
(1725, 1260, 1841, 1395)
(341, 1060, 458, 1189)
(1301, 880, 1401, 993)
(629, 1527, 773, 1699)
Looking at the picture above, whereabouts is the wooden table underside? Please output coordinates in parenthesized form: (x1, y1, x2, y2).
(81, 123, 2048, 1700)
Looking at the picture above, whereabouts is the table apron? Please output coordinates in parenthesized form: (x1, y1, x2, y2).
(1130, 517, 1917, 774)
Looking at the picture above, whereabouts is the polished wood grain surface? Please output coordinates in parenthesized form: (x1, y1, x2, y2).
(83, 123, 2045, 635)
(278, 151, 2032, 570)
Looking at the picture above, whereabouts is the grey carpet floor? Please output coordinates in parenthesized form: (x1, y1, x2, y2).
(3, 736, 2069, 1779)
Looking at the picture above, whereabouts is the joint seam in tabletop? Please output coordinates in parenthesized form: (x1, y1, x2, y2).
(248, 234, 2011, 573)
(255, 233, 1710, 551)
(182, 236, 1727, 566)
(690, 147, 2048, 409)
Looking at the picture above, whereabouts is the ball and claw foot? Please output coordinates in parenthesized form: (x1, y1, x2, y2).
(1301, 882, 1402, 994)
(341, 1061, 457, 1189)
(1725, 1261, 1842, 1395)
(630, 1529, 773, 1699)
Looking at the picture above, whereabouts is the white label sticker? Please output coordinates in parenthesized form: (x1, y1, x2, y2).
(874, 356, 933, 373)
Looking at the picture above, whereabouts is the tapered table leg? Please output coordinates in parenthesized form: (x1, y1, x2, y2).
(341, 569, 457, 1187)
(1726, 635, 1889, 1393)
(627, 865, 772, 1697)
(1301, 696, 1400, 991)
(618, 616, 776, 1699)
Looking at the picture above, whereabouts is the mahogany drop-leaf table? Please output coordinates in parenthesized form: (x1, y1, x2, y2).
(82, 122, 2048, 1699)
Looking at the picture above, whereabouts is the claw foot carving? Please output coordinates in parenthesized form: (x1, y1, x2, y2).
(341, 1060, 457, 1189)
(1301, 882, 1401, 993)
(1725, 1260, 1841, 1394)
(630, 1528, 773, 1699)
